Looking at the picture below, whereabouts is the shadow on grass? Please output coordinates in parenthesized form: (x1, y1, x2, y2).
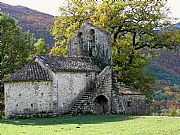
(0, 114, 138, 126)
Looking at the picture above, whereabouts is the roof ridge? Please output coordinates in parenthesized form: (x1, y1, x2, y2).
(35, 55, 99, 72)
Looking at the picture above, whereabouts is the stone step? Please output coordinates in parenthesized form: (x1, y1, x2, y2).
(68, 75, 108, 114)
(85, 92, 91, 95)
(80, 96, 89, 99)
(78, 96, 89, 100)
(84, 93, 91, 96)
(69, 98, 89, 114)
(73, 103, 80, 107)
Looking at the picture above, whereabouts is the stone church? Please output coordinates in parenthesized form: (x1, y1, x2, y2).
(3, 23, 146, 118)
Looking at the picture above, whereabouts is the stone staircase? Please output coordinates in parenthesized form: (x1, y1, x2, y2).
(67, 85, 95, 115)
(95, 66, 111, 90)
(66, 66, 111, 115)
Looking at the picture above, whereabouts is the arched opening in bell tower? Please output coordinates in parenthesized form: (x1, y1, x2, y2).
(88, 29, 95, 57)
(77, 32, 83, 55)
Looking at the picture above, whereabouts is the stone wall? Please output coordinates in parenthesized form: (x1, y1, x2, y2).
(72, 66, 112, 114)
(113, 95, 146, 115)
(68, 23, 112, 69)
(52, 71, 95, 114)
(3, 23, 148, 118)
(4, 81, 52, 118)
(92, 66, 112, 114)
(111, 76, 146, 115)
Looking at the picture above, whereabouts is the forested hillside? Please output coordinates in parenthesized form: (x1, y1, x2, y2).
(148, 21, 180, 86)
(0, 2, 54, 46)
(149, 48, 180, 85)
(148, 24, 180, 112)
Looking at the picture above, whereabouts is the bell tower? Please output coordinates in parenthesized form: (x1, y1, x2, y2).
(68, 23, 112, 69)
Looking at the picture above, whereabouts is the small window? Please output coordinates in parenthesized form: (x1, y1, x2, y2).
(16, 104, 18, 107)
(127, 101, 131, 107)
(19, 94, 21, 96)
(31, 103, 33, 107)
(41, 93, 43, 96)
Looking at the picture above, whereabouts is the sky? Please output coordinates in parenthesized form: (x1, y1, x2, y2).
(0, 0, 64, 16)
(0, 0, 180, 21)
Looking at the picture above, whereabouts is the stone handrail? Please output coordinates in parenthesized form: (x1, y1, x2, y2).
(95, 66, 111, 89)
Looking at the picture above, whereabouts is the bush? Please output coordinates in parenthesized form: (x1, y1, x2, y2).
(0, 92, 4, 110)
(176, 109, 180, 116)
(147, 106, 156, 115)
(0, 110, 4, 119)
(166, 107, 180, 117)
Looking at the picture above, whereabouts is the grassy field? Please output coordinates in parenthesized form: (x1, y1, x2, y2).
(0, 114, 180, 135)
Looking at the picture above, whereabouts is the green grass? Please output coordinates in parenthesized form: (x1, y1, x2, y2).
(0, 114, 180, 135)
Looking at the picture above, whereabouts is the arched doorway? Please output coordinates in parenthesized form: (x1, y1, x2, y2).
(93, 95, 108, 114)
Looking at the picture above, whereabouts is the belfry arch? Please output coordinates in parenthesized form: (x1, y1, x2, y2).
(77, 32, 83, 55)
(88, 29, 95, 57)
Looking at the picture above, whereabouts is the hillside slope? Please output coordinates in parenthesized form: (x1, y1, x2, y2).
(149, 48, 180, 86)
(147, 22, 180, 86)
(0, 2, 54, 46)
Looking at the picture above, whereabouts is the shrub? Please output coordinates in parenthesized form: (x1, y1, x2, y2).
(0, 110, 4, 119)
(147, 106, 155, 115)
(166, 107, 180, 117)
(176, 109, 180, 116)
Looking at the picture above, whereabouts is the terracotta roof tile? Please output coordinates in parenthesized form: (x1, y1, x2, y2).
(3, 55, 99, 83)
(37, 55, 99, 72)
(3, 61, 52, 82)
(119, 83, 143, 95)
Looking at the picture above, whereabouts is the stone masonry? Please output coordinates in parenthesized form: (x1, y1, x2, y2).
(3, 23, 146, 118)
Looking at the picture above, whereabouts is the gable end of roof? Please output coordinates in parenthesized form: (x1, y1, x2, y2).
(2, 61, 53, 83)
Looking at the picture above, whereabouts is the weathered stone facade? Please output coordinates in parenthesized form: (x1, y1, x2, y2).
(3, 56, 97, 118)
(114, 95, 146, 115)
(3, 23, 146, 118)
(68, 66, 112, 115)
(4, 81, 53, 117)
(53, 72, 95, 114)
(69, 23, 112, 69)
(111, 79, 146, 115)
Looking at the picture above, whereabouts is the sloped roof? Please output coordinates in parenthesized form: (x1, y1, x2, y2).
(120, 88, 143, 95)
(3, 61, 52, 82)
(37, 55, 99, 72)
(119, 83, 143, 95)
(3, 55, 99, 83)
